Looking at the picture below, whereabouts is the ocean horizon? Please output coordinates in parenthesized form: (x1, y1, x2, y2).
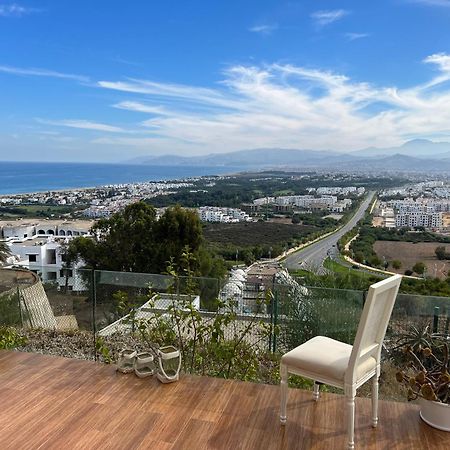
(0, 161, 243, 195)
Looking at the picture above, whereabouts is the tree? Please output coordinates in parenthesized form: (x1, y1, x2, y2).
(392, 260, 402, 270)
(435, 246, 447, 261)
(412, 261, 426, 276)
(368, 255, 382, 267)
(0, 241, 10, 264)
(63, 202, 224, 278)
(153, 204, 203, 272)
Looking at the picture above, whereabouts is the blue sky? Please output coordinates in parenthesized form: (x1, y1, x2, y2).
(1, 1, 450, 162)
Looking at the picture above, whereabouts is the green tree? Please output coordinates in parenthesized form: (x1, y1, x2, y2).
(368, 255, 382, 267)
(412, 261, 426, 275)
(392, 260, 402, 270)
(435, 246, 447, 261)
(154, 205, 203, 272)
(63, 202, 224, 278)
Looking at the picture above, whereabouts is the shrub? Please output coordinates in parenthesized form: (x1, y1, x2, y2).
(396, 326, 450, 404)
(412, 262, 426, 275)
(0, 326, 26, 349)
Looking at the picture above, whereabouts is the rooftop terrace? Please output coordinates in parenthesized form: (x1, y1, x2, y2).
(0, 351, 448, 449)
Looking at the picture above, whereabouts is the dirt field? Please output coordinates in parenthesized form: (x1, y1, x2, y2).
(374, 240, 450, 278)
(203, 222, 317, 247)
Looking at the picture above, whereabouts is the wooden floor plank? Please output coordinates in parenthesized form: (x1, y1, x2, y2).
(0, 350, 448, 449)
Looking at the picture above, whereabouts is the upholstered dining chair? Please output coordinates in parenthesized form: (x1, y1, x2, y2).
(279, 274, 402, 449)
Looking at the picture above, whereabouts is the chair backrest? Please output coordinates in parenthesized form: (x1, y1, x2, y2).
(345, 274, 402, 384)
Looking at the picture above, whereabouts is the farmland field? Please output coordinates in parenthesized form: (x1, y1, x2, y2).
(374, 240, 450, 278)
(203, 222, 318, 247)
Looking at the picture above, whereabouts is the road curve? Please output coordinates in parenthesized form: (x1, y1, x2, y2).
(283, 192, 375, 273)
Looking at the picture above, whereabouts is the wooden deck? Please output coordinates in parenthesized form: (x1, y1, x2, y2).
(0, 351, 448, 449)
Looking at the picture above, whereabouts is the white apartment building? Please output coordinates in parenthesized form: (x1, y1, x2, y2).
(315, 186, 365, 196)
(294, 195, 337, 209)
(330, 199, 352, 213)
(254, 194, 354, 212)
(0, 219, 92, 239)
(253, 197, 275, 206)
(1, 220, 93, 289)
(198, 206, 251, 223)
(395, 212, 442, 229)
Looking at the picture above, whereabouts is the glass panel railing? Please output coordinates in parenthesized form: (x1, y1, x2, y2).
(273, 283, 365, 353)
(2, 264, 449, 403)
(391, 292, 450, 336)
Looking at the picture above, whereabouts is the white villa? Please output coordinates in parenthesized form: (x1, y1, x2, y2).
(1, 219, 93, 289)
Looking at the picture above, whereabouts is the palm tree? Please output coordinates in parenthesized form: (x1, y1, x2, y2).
(0, 241, 11, 264)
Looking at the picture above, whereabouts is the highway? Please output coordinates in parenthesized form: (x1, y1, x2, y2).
(283, 192, 375, 273)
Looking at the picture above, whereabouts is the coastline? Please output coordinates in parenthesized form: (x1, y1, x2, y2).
(0, 161, 245, 197)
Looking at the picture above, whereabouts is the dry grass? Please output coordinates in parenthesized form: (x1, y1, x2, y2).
(374, 240, 450, 278)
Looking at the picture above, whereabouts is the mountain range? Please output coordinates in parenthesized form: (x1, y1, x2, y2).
(125, 139, 450, 172)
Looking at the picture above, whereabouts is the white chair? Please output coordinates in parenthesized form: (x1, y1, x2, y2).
(280, 274, 402, 449)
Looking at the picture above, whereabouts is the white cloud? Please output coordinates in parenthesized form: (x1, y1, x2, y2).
(345, 32, 370, 41)
(420, 53, 450, 88)
(248, 24, 278, 35)
(113, 101, 173, 116)
(311, 9, 350, 27)
(0, 65, 89, 83)
(36, 119, 127, 133)
(93, 53, 450, 154)
(0, 3, 37, 17)
(98, 78, 243, 109)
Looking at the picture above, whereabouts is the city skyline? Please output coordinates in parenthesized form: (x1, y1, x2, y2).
(1, 1, 450, 161)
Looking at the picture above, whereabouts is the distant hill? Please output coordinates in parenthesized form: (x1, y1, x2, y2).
(127, 148, 363, 170)
(127, 148, 348, 167)
(353, 139, 450, 158)
(124, 140, 450, 172)
(334, 154, 450, 172)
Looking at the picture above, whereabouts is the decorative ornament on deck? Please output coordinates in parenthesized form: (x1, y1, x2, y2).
(134, 352, 156, 378)
(156, 345, 182, 383)
(116, 349, 137, 373)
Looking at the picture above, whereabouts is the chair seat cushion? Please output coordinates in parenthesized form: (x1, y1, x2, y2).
(281, 336, 376, 383)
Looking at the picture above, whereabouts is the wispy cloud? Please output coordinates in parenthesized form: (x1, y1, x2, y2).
(345, 32, 370, 41)
(98, 78, 242, 109)
(0, 3, 38, 17)
(248, 24, 278, 35)
(113, 101, 173, 116)
(311, 9, 350, 27)
(0, 65, 89, 83)
(92, 53, 450, 153)
(421, 53, 450, 88)
(36, 119, 127, 133)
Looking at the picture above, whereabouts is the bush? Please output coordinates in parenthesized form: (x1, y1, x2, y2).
(412, 261, 426, 275)
(435, 246, 449, 260)
(0, 326, 26, 349)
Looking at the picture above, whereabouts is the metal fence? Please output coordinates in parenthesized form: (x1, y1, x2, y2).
(1, 266, 450, 359)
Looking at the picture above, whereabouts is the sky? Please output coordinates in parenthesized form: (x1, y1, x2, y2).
(1, 1, 450, 162)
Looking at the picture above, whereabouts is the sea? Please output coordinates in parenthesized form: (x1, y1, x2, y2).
(0, 162, 243, 195)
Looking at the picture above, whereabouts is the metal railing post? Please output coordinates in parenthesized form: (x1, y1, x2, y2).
(17, 286, 23, 326)
(433, 306, 440, 334)
(92, 269, 98, 361)
(272, 290, 278, 353)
